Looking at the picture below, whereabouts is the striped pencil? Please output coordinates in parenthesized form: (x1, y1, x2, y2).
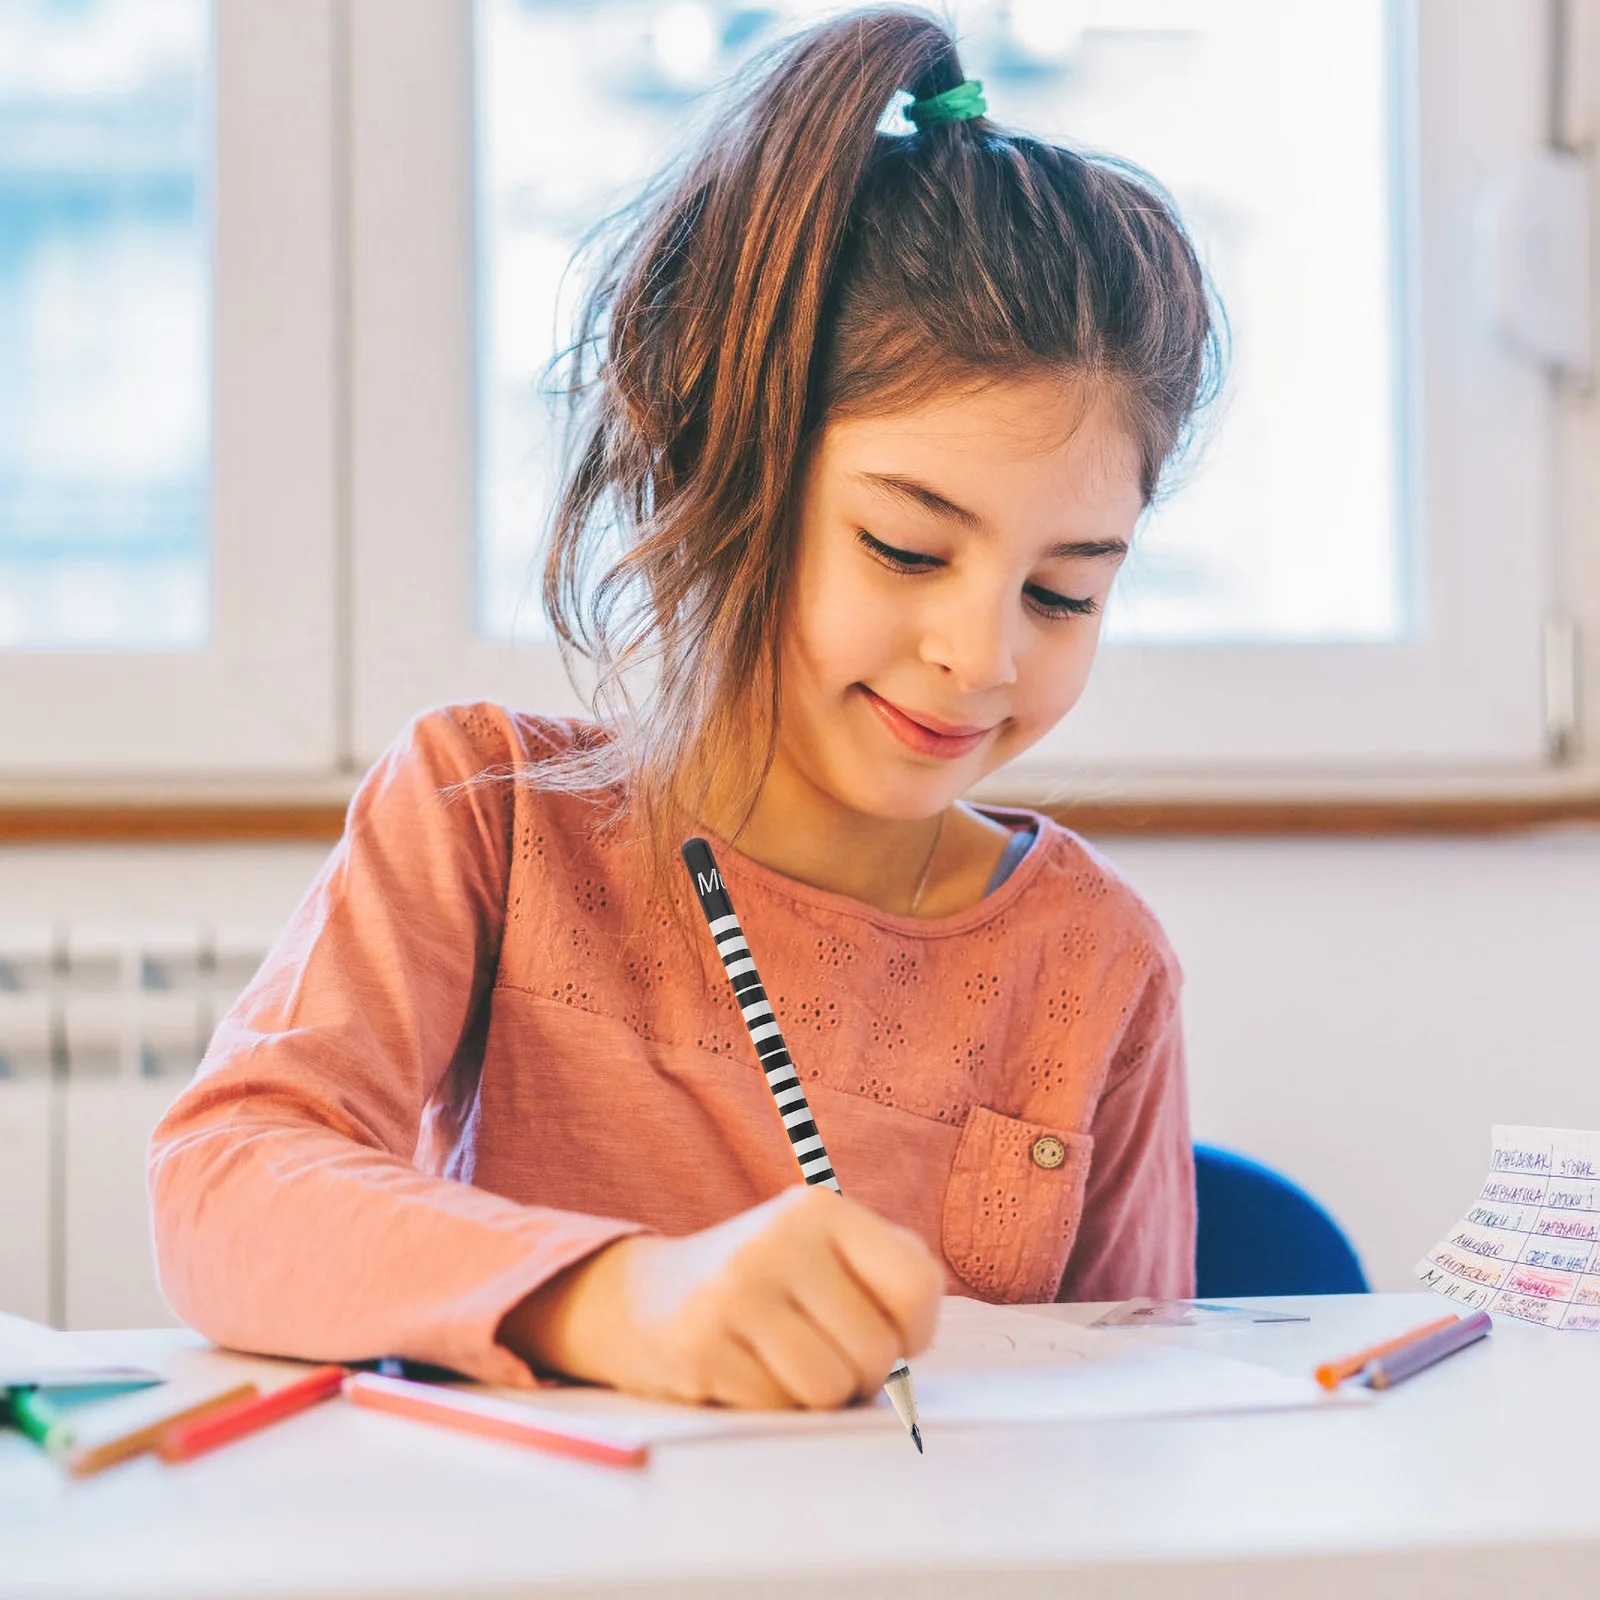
(681, 836, 922, 1454)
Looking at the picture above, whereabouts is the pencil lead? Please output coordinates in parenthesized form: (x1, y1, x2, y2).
(910, 1423, 923, 1455)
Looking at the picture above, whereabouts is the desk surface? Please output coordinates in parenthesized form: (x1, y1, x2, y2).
(2, 1293, 1596, 1600)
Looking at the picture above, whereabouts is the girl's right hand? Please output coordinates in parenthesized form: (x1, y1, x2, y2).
(499, 1186, 945, 1409)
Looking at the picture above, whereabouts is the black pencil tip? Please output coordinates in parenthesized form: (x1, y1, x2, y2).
(910, 1423, 923, 1455)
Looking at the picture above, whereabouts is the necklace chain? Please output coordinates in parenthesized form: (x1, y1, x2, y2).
(909, 809, 947, 916)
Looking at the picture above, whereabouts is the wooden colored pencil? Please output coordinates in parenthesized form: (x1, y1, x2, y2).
(158, 1365, 347, 1463)
(65, 1381, 260, 1477)
(342, 1373, 648, 1468)
(1363, 1310, 1493, 1389)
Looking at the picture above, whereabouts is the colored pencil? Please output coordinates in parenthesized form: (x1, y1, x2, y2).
(158, 1365, 347, 1463)
(681, 836, 923, 1454)
(342, 1373, 649, 1468)
(65, 1381, 259, 1477)
(1314, 1313, 1458, 1390)
(1362, 1309, 1493, 1389)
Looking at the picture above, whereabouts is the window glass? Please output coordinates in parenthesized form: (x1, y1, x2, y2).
(476, 0, 1401, 646)
(0, 0, 210, 651)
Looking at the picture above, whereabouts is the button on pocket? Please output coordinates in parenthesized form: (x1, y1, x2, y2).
(942, 1106, 1093, 1303)
(1031, 1134, 1066, 1170)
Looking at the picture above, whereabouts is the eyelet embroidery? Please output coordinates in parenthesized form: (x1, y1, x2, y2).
(962, 970, 1000, 1007)
(885, 951, 920, 988)
(1045, 989, 1088, 1029)
(485, 753, 1161, 1138)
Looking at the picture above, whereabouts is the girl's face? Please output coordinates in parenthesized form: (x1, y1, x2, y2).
(778, 375, 1143, 820)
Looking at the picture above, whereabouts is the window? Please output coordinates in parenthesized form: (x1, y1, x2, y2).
(0, 0, 210, 651)
(476, 0, 1404, 649)
(0, 0, 339, 776)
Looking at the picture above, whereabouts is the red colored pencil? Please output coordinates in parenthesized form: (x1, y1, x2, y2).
(341, 1372, 648, 1468)
(158, 1365, 347, 1463)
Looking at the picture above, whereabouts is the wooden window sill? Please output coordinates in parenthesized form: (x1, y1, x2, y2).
(3, 794, 1600, 844)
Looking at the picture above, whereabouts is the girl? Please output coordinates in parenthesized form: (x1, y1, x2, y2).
(150, 6, 1218, 1412)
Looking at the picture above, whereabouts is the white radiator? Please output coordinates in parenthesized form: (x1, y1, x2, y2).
(0, 922, 274, 1330)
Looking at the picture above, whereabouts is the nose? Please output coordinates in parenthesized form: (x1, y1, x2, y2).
(918, 588, 1019, 693)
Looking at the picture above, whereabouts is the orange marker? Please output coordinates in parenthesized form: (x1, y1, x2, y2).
(1315, 1313, 1459, 1390)
(159, 1365, 347, 1463)
(342, 1372, 648, 1468)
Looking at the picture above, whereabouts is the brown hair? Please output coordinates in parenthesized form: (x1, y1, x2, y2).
(536, 5, 1221, 904)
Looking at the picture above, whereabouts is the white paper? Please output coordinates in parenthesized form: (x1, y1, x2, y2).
(0, 1311, 160, 1389)
(483, 1297, 1346, 1447)
(1416, 1123, 1600, 1331)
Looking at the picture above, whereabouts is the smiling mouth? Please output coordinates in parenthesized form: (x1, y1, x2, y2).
(856, 686, 996, 759)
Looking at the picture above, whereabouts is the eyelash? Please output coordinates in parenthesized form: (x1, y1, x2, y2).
(855, 531, 1100, 620)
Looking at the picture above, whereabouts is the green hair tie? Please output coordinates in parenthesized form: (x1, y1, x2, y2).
(904, 79, 986, 128)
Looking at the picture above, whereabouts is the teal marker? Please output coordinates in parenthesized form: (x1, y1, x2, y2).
(5, 1387, 77, 1455)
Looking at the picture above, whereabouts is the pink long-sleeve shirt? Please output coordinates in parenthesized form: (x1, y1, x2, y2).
(148, 703, 1194, 1387)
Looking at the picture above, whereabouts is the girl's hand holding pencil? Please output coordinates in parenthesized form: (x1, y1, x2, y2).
(500, 1186, 942, 1411)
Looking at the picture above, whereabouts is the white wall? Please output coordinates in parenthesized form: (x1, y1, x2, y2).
(2, 830, 1597, 1327)
(1098, 830, 1600, 1289)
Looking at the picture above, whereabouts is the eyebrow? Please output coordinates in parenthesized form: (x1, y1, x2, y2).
(856, 472, 1129, 562)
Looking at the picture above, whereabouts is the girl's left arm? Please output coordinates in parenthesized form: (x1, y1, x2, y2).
(145, 707, 645, 1387)
(1056, 954, 1196, 1301)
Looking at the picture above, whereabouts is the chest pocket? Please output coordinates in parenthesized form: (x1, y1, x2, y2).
(942, 1105, 1094, 1303)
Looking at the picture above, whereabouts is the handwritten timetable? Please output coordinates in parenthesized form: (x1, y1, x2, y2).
(1416, 1124, 1600, 1330)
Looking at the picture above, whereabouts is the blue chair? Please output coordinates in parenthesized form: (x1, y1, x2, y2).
(1194, 1144, 1369, 1297)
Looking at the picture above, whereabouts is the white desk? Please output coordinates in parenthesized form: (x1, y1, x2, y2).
(3, 1293, 1596, 1599)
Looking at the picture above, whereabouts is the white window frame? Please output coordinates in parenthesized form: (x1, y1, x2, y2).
(0, 0, 340, 778)
(347, 0, 588, 766)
